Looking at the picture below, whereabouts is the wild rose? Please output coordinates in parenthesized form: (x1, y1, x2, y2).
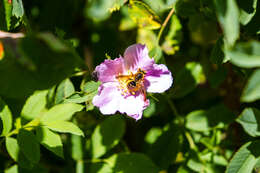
(92, 44, 173, 120)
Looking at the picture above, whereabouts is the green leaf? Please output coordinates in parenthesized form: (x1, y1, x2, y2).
(214, 0, 240, 46)
(86, 163, 113, 173)
(186, 104, 235, 132)
(236, 108, 260, 137)
(5, 137, 19, 161)
(107, 153, 160, 173)
(210, 36, 225, 65)
(17, 129, 40, 164)
(21, 90, 48, 122)
(85, 0, 124, 21)
(0, 0, 12, 30)
(226, 141, 260, 173)
(82, 81, 100, 111)
(237, 0, 258, 25)
(146, 123, 182, 169)
(55, 78, 75, 104)
(0, 33, 82, 99)
(137, 29, 157, 51)
(128, 0, 161, 30)
(0, 98, 12, 136)
(173, 62, 206, 98)
(162, 14, 182, 55)
(12, 0, 24, 18)
(36, 126, 63, 158)
(241, 69, 260, 102)
(5, 164, 18, 173)
(40, 103, 83, 123)
(71, 119, 83, 161)
(91, 116, 125, 158)
(149, 46, 164, 63)
(227, 41, 260, 68)
(186, 110, 209, 132)
(45, 121, 84, 136)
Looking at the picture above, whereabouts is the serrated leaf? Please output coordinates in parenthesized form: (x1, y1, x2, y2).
(0, 98, 12, 136)
(91, 116, 125, 158)
(5, 137, 19, 161)
(45, 121, 84, 136)
(214, 0, 239, 46)
(227, 41, 260, 68)
(40, 103, 83, 123)
(12, 0, 24, 18)
(17, 129, 40, 164)
(55, 78, 75, 104)
(21, 90, 48, 122)
(107, 153, 160, 173)
(36, 126, 63, 158)
(241, 69, 260, 102)
(237, 108, 260, 137)
(226, 141, 260, 173)
(128, 0, 161, 30)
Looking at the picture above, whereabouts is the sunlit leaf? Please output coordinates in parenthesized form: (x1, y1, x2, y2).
(214, 0, 239, 46)
(241, 69, 260, 102)
(6, 137, 19, 161)
(227, 41, 260, 68)
(0, 98, 12, 136)
(55, 78, 75, 104)
(40, 103, 83, 123)
(45, 121, 84, 136)
(237, 0, 258, 25)
(237, 108, 260, 137)
(21, 90, 48, 122)
(36, 126, 63, 158)
(128, 0, 161, 30)
(226, 141, 260, 173)
(12, 0, 24, 18)
(91, 116, 125, 158)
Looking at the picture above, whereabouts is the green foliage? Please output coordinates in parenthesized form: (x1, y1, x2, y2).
(0, 98, 12, 136)
(1, 0, 260, 172)
(91, 116, 125, 158)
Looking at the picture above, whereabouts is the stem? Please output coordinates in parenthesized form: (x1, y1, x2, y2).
(185, 131, 197, 151)
(156, 7, 175, 45)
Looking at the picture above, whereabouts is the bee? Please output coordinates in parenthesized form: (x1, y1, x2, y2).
(116, 68, 147, 100)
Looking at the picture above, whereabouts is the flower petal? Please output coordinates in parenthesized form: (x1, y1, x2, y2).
(118, 95, 149, 120)
(92, 83, 122, 115)
(124, 44, 154, 71)
(93, 82, 149, 120)
(145, 64, 173, 93)
(94, 57, 124, 82)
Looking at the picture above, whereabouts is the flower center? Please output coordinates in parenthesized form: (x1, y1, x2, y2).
(116, 68, 146, 96)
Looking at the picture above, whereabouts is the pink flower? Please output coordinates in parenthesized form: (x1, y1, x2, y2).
(92, 44, 173, 120)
